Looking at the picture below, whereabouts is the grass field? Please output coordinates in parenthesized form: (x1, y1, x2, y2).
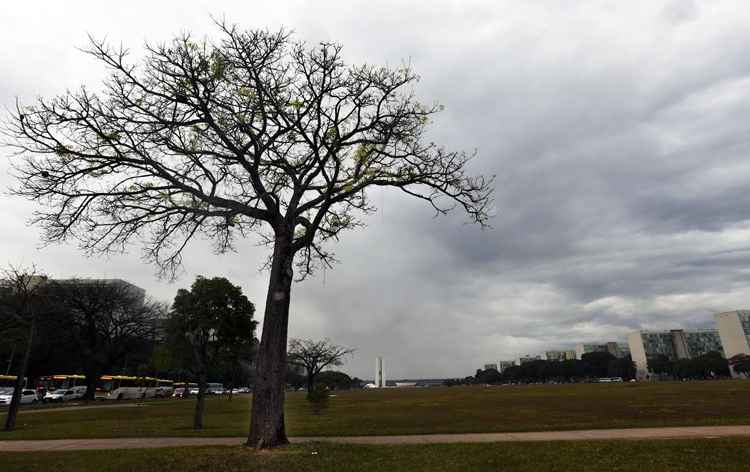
(3, 438, 750, 471)
(1, 380, 749, 440)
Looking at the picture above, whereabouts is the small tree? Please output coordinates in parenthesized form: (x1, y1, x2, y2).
(581, 351, 616, 378)
(474, 368, 502, 384)
(6, 22, 493, 447)
(288, 338, 354, 396)
(316, 370, 354, 390)
(607, 356, 636, 380)
(0, 266, 48, 432)
(168, 276, 255, 429)
(647, 354, 675, 379)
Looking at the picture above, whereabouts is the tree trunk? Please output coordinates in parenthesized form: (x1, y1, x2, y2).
(5, 347, 14, 375)
(306, 371, 314, 395)
(83, 313, 98, 402)
(83, 367, 99, 402)
(193, 369, 207, 430)
(4, 316, 35, 432)
(247, 232, 294, 448)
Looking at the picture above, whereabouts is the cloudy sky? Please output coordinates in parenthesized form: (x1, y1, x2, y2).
(3, 1, 750, 379)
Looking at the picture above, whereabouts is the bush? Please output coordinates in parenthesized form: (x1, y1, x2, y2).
(307, 383, 329, 414)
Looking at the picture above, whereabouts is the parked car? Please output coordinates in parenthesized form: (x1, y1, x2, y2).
(21, 389, 39, 404)
(0, 389, 39, 405)
(70, 386, 88, 399)
(44, 389, 78, 402)
(155, 386, 174, 398)
(172, 387, 187, 398)
(188, 387, 199, 395)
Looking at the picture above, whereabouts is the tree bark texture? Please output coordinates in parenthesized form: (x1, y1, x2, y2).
(83, 367, 100, 402)
(193, 370, 207, 430)
(306, 370, 315, 395)
(247, 233, 294, 448)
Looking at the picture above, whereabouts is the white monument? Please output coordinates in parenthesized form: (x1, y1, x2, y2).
(375, 356, 386, 388)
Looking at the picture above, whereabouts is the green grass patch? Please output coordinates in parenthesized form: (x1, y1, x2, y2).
(2, 438, 750, 471)
(2, 381, 750, 440)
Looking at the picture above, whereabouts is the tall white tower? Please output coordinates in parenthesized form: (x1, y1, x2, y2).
(375, 356, 386, 388)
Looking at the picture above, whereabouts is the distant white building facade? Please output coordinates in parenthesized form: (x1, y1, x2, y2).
(715, 311, 750, 378)
(545, 350, 577, 362)
(518, 355, 542, 365)
(375, 356, 386, 388)
(628, 329, 724, 379)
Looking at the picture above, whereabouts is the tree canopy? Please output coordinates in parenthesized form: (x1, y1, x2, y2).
(45, 279, 163, 400)
(6, 22, 493, 278)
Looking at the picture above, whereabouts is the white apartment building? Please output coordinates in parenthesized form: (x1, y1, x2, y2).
(628, 329, 724, 379)
(715, 310, 750, 378)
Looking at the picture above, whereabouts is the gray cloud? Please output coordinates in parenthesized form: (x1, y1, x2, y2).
(3, 1, 750, 379)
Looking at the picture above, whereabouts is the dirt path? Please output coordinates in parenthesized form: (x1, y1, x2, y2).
(1, 425, 749, 451)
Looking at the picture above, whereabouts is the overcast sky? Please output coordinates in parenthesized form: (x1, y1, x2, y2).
(3, 1, 750, 379)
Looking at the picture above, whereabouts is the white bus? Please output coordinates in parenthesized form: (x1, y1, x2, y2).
(155, 379, 175, 398)
(102, 375, 159, 400)
(206, 382, 225, 395)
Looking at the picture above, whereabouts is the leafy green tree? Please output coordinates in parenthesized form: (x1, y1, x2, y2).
(673, 351, 729, 379)
(581, 351, 616, 378)
(697, 351, 730, 378)
(607, 356, 636, 380)
(647, 354, 675, 378)
(315, 370, 353, 390)
(7, 22, 493, 448)
(168, 276, 256, 429)
(474, 368, 502, 384)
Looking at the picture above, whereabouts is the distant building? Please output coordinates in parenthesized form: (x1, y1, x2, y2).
(628, 329, 724, 379)
(575, 342, 630, 360)
(483, 363, 498, 371)
(374, 357, 386, 388)
(575, 343, 605, 359)
(715, 311, 750, 378)
(497, 361, 515, 373)
(519, 355, 542, 365)
(545, 350, 577, 362)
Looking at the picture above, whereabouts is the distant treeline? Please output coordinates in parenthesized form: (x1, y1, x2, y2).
(446, 351, 733, 386)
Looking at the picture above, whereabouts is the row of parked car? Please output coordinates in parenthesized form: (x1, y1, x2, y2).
(171, 386, 251, 398)
(1, 384, 252, 406)
(0, 386, 88, 405)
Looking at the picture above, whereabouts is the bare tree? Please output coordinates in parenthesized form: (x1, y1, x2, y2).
(0, 266, 47, 432)
(288, 338, 354, 395)
(4, 21, 493, 447)
(46, 279, 161, 401)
